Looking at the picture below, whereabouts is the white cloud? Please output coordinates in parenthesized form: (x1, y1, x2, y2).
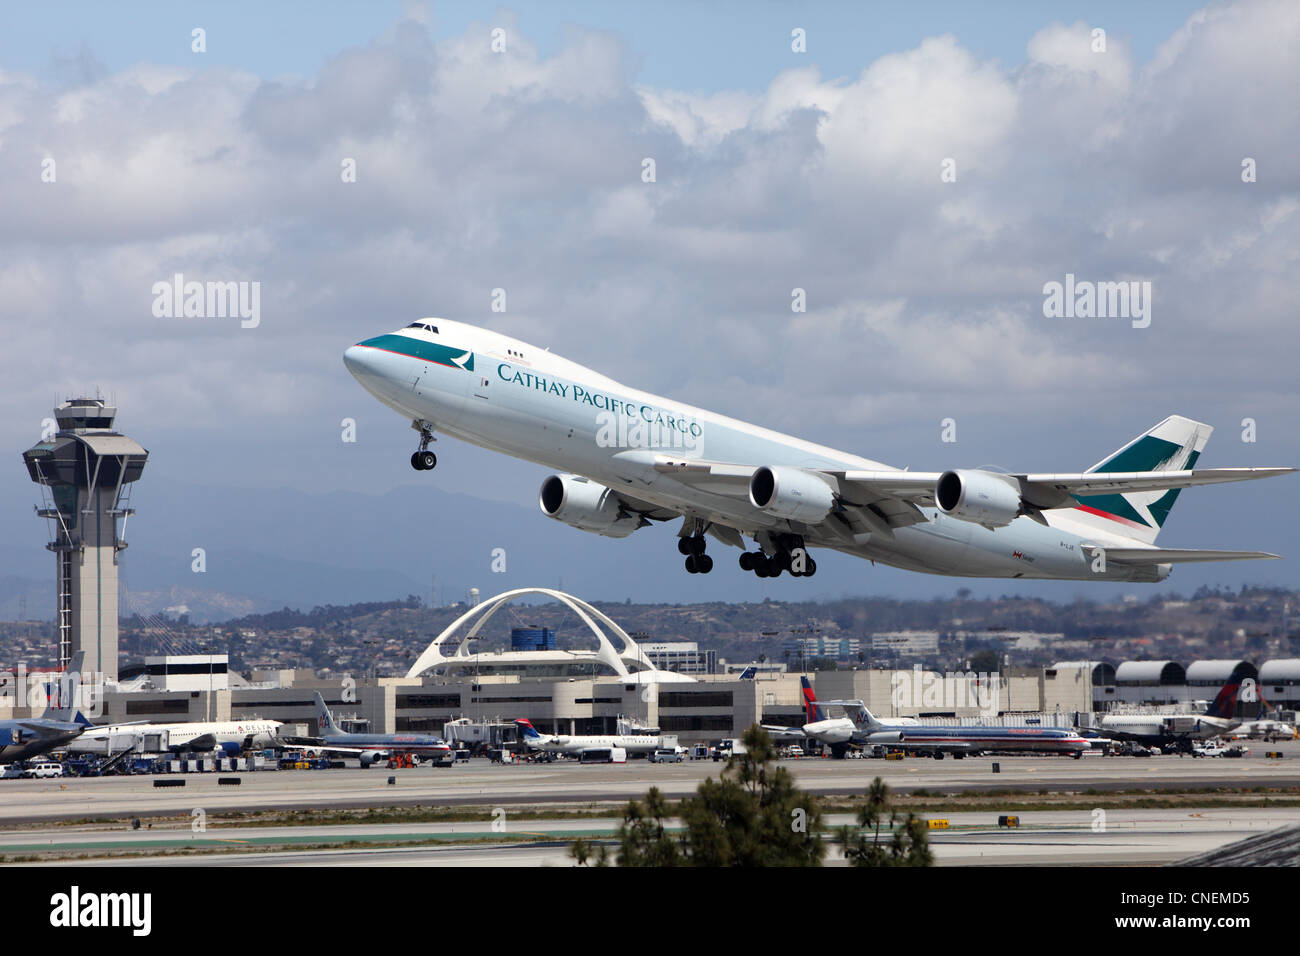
(0, 2, 1294, 502)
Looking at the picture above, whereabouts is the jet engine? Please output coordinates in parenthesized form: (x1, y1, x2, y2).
(865, 731, 905, 745)
(748, 466, 835, 523)
(539, 474, 643, 538)
(935, 469, 1022, 528)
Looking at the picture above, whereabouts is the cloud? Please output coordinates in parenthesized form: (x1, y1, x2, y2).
(0, 1, 1294, 523)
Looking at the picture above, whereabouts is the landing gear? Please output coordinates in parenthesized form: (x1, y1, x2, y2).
(685, 553, 714, 574)
(679, 531, 711, 573)
(739, 535, 817, 578)
(410, 420, 437, 471)
(677, 535, 705, 556)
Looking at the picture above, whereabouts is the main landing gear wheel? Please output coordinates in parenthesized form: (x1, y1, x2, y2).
(741, 547, 817, 578)
(685, 554, 714, 574)
(680, 531, 710, 572)
(678, 534, 707, 556)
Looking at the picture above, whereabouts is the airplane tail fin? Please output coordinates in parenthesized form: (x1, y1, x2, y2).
(737, 666, 757, 680)
(842, 702, 878, 729)
(1073, 415, 1213, 545)
(1203, 679, 1242, 721)
(800, 677, 825, 723)
(41, 651, 86, 722)
(313, 692, 342, 737)
(514, 718, 542, 740)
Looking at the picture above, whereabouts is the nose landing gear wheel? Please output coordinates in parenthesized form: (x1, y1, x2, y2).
(410, 420, 437, 470)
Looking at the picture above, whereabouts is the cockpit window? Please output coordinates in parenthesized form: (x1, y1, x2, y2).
(405, 322, 438, 333)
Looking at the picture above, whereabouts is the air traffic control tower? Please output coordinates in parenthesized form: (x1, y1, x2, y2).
(22, 399, 148, 680)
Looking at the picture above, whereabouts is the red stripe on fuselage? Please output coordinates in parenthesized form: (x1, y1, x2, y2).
(1073, 504, 1146, 529)
(356, 344, 462, 370)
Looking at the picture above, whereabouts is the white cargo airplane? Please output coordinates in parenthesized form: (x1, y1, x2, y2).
(344, 319, 1292, 582)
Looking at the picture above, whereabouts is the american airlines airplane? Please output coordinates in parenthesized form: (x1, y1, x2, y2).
(773, 677, 1086, 758)
(344, 319, 1292, 582)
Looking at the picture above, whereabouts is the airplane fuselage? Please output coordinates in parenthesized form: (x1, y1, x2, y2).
(0, 722, 84, 762)
(344, 319, 1176, 582)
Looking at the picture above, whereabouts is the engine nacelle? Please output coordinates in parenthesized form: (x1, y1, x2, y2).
(803, 718, 854, 745)
(866, 731, 905, 745)
(539, 474, 643, 538)
(935, 469, 1022, 528)
(749, 466, 836, 523)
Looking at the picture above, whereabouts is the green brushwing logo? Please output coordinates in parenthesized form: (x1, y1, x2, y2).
(359, 334, 474, 372)
(1075, 434, 1198, 528)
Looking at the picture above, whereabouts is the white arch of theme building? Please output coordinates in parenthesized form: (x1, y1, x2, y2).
(405, 587, 693, 683)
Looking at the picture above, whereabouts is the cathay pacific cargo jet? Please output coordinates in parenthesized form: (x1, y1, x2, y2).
(344, 319, 1292, 582)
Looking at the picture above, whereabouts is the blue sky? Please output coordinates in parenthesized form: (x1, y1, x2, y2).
(4, 1, 1208, 88)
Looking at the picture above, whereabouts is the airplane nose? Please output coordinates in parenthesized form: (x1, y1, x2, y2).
(343, 344, 370, 378)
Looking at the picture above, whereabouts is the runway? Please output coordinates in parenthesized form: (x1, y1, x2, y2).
(11, 808, 1293, 867)
(0, 745, 1295, 826)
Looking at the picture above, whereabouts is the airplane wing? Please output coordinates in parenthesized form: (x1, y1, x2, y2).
(652, 455, 1292, 530)
(1081, 545, 1281, 564)
(760, 724, 807, 740)
(1013, 468, 1295, 509)
(16, 721, 73, 737)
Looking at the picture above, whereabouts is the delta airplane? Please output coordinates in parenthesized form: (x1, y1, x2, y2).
(514, 718, 663, 755)
(794, 679, 1088, 758)
(344, 319, 1292, 581)
(1097, 679, 1245, 752)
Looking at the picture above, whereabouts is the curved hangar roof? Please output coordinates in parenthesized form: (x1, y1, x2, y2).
(1185, 660, 1258, 685)
(1115, 661, 1186, 685)
(1260, 660, 1300, 684)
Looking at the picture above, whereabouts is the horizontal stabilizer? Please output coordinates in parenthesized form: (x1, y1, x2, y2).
(1084, 546, 1281, 564)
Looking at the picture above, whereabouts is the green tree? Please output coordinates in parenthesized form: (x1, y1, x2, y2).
(839, 776, 934, 867)
(571, 725, 825, 867)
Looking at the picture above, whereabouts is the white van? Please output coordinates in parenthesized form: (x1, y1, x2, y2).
(578, 747, 627, 764)
(0, 765, 23, 779)
(22, 762, 64, 778)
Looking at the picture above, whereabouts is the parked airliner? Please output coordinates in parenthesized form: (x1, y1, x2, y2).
(0, 653, 90, 762)
(1097, 679, 1245, 752)
(771, 677, 1086, 758)
(344, 319, 1291, 581)
(514, 718, 663, 755)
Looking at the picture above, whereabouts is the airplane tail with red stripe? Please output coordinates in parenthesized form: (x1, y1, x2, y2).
(1069, 415, 1213, 545)
(1204, 679, 1244, 721)
(801, 677, 826, 723)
